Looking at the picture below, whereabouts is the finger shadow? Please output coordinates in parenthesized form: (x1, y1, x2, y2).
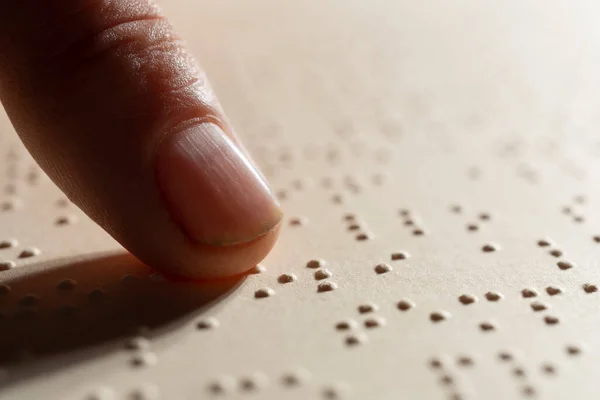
(0, 251, 244, 390)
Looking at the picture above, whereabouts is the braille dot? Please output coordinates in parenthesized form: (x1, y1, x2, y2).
(0, 261, 15, 271)
(479, 213, 491, 221)
(19, 294, 39, 306)
(322, 383, 350, 399)
(56, 305, 76, 317)
(0, 239, 17, 249)
(498, 352, 513, 361)
(239, 372, 268, 392)
(306, 259, 326, 269)
(440, 375, 453, 385)
(18, 247, 40, 258)
(479, 321, 496, 332)
(557, 261, 574, 270)
(317, 281, 337, 292)
(289, 217, 307, 226)
(562, 206, 572, 215)
(331, 194, 343, 204)
(251, 264, 266, 274)
(56, 198, 69, 208)
(593, 235, 600, 243)
(57, 278, 77, 290)
(335, 320, 357, 331)
(0, 284, 11, 295)
(125, 337, 150, 350)
(404, 219, 414, 226)
(467, 224, 478, 232)
(276, 190, 287, 201)
(450, 205, 462, 214)
(130, 384, 160, 400)
(131, 352, 158, 367)
(121, 274, 138, 284)
(429, 359, 443, 369)
(546, 286, 563, 296)
(89, 288, 106, 301)
(521, 288, 538, 298)
(197, 317, 219, 330)
(531, 302, 548, 312)
(347, 223, 360, 231)
(343, 213, 356, 221)
(314, 269, 332, 280)
(208, 376, 235, 394)
(399, 209, 411, 217)
(397, 299, 414, 311)
(55, 215, 76, 226)
(87, 387, 117, 400)
(345, 333, 367, 347)
(537, 239, 551, 247)
(485, 291, 503, 302)
(544, 316, 559, 325)
(523, 386, 536, 397)
(374, 263, 392, 274)
(513, 367, 526, 377)
(449, 393, 463, 400)
(364, 316, 385, 328)
(412, 229, 425, 236)
(482, 244, 498, 253)
(582, 283, 598, 293)
(549, 249, 562, 258)
(281, 368, 311, 387)
(255, 288, 275, 298)
(573, 215, 584, 223)
(542, 364, 556, 375)
(458, 294, 477, 305)
(278, 273, 297, 283)
(355, 233, 371, 241)
(358, 303, 378, 314)
(391, 251, 409, 261)
(457, 356, 474, 367)
(566, 345, 581, 355)
(430, 311, 450, 323)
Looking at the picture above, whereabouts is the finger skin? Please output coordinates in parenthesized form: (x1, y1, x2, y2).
(0, 0, 282, 278)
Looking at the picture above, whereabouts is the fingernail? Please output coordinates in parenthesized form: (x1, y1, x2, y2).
(156, 122, 283, 246)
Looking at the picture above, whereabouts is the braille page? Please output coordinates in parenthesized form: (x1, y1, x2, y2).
(1, 0, 600, 399)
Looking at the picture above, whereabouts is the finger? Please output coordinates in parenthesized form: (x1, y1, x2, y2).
(0, 0, 283, 279)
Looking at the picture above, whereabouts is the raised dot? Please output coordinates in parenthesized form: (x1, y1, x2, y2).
(374, 263, 392, 274)
(239, 372, 268, 392)
(89, 288, 106, 301)
(0, 239, 18, 249)
(343, 213, 356, 222)
(582, 283, 598, 293)
(125, 337, 150, 350)
(197, 317, 219, 330)
(450, 393, 463, 400)
(397, 299, 414, 311)
(355, 233, 371, 241)
(498, 352, 513, 362)
(18, 247, 40, 259)
(566, 345, 581, 355)
(439, 375, 453, 385)
(131, 352, 158, 367)
(19, 294, 39, 306)
(513, 367, 526, 377)
(314, 269, 332, 280)
(521, 288, 538, 298)
(130, 384, 160, 400)
(430, 311, 450, 323)
(335, 319, 357, 331)
(458, 294, 477, 305)
(562, 206, 572, 215)
(557, 261, 574, 270)
(457, 356, 474, 367)
(331, 194, 343, 204)
(364, 316, 385, 328)
(450, 205, 462, 214)
(412, 229, 425, 236)
(429, 358, 443, 369)
(549, 249, 562, 258)
(276, 190, 287, 201)
(479, 321, 496, 332)
(531, 302, 548, 312)
(251, 264, 266, 274)
(255, 288, 275, 298)
(573, 215, 584, 223)
(404, 219, 414, 227)
(544, 316, 559, 325)
(537, 239, 551, 247)
(542, 364, 556, 375)
(546, 286, 564, 296)
(278, 273, 297, 284)
(391, 251, 409, 261)
(0, 284, 11, 295)
(593, 235, 600, 243)
(86, 387, 117, 400)
(347, 223, 360, 231)
(306, 259, 326, 269)
(57, 278, 77, 290)
(317, 281, 337, 292)
(0, 261, 15, 271)
(399, 209, 411, 217)
(56, 305, 76, 317)
(479, 213, 491, 221)
(281, 368, 311, 387)
(358, 303, 378, 314)
(345, 333, 367, 347)
(523, 386, 536, 397)
(485, 291, 503, 302)
(289, 217, 307, 226)
(322, 382, 350, 399)
(466, 224, 478, 232)
(482, 244, 498, 253)
(208, 376, 235, 394)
